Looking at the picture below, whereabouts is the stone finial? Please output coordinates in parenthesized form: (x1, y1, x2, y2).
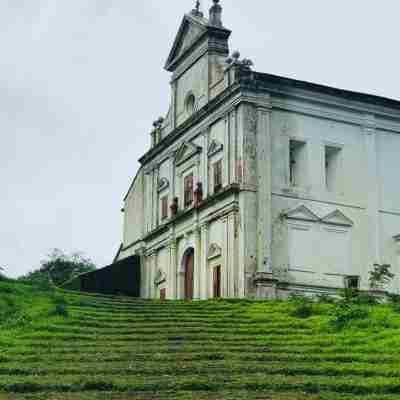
(209, 0, 223, 27)
(226, 50, 254, 70)
(232, 50, 240, 61)
(153, 117, 164, 129)
(191, 1, 204, 17)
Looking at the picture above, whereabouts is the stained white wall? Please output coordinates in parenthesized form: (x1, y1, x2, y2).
(123, 168, 145, 247)
(176, 57, 208, 126)
(269, 103, 400, 291)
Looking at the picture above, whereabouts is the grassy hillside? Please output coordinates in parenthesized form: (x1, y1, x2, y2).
(2, 282, 400, 399)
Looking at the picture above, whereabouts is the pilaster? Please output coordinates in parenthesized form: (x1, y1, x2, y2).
(203, 128, 210, 198)
(194, 227, 202, 300)
(140, 253, 148, 298)
(168, 240, 177, 299)
(147, 251, 157, 299)
(221, 215, 229, 297)
(171, 82, 177, 130)
(227, 212, 236, 297)
(363, 114, 381, 273)
(230, 108, 238, 184)
(224, 114, 230, 184)
(256, 103, 273, 273)
(200, 223, 209, 300)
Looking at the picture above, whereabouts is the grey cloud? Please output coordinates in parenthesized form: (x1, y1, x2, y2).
(1, 1, 399, 278)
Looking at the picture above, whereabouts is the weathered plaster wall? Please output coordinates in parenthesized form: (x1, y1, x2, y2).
(123, 169, 145, 248)
(176, 57, 208, 126)
(268, 102, 400, 292)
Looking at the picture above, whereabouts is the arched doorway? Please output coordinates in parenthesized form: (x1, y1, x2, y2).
(182, 248, 194, 300)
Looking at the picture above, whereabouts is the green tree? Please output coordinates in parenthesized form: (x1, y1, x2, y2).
(19, 249, 96, 288)
(369, 263, 395, 291)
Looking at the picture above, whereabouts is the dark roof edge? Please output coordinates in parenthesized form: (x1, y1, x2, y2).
(253, 71, 400, 111)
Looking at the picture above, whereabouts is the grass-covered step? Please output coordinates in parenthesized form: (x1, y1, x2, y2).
(3, 282, 400, 398)
(4, 392, 397, 400)
(3, 373, 400, 395)
(23, 324, 314, 337)
(3, 351, 400, 366)
(1, 360, 400, 379)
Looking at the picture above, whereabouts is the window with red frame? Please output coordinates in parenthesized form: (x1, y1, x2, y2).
(184, 173, 194, 208)
(213, 160, 222, 193)
(161, 196, 168, 220)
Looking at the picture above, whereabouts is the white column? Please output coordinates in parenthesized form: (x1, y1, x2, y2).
(203, 128, 210, 198)
(194, 227, 201, 300)
(202, 131, 208, 190)
(224, 115, 230, 185)
(222, 216, 229, 297)
(147, 253, 155, 299)
(153, 167, 159, 230)
(200, 223, 209, 300)
(169, 240, 177, 299)
(170, 157, 175, 202)
(256, 105, 273, 273)
(230, 108, 237, 184)
(140, 254, 147, 298)
(171, 82, 177, 130)
(363, 115, 381, 272)
(227, 212, 237, 297)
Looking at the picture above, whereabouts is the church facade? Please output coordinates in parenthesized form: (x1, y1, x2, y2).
(116, 1, 400, 299)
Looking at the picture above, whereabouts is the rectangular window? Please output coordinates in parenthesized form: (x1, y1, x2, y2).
(161, 196, 168, 220)
(344, 276, 360, 290)
(184, 173, 194, 208)
(325, 145, 343, 193)
(289, 139, 307, 187)
(213, 160, 222, 193)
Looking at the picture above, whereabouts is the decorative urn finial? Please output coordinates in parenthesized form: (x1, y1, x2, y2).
(191, 0, 204, 17)
(209, 0, 223, 27)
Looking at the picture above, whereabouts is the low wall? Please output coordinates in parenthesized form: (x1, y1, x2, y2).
(64, 255, 141, 297)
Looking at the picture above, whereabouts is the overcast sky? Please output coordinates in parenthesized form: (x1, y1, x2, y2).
(1, 0, 399, 278)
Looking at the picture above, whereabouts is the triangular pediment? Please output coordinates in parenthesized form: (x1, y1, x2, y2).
(157, 178, 170, 192)
(208, 243, 222, 260)
(165, 14, 208, 72)
(174, 142, 202, 166)
(208, 139, 223, 157)
(283, 205, 320, 223)
(321, 210, 354, 227)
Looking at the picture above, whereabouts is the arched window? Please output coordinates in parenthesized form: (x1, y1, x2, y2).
(185, 93, 196, 115)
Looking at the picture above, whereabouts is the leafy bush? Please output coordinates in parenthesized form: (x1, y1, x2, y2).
(0, 297, 18, 323)
(337, 288, 378, 305)
(330, 301, 369, 330)
(351, 292, 379, 306)
(387, 293, 400, 304)
(52, 303, 69, 318)
(315, 294, 336, 304)
(289, 294, 313, 319)
(50, 295, 69, 318)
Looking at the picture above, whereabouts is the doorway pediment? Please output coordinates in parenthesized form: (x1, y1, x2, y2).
(321, 210, 354, 227)
(208, 243, 222, 260)
(174, 142, 201, 166)
(283, 205, 320, 223)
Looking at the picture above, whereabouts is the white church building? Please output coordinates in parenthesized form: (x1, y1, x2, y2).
(115, 1, 400, 299)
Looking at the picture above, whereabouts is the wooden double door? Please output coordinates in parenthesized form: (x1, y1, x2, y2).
(184, 251, 221, 300)
(184, 251, 194, 301)
(213, 266, 221, 298)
